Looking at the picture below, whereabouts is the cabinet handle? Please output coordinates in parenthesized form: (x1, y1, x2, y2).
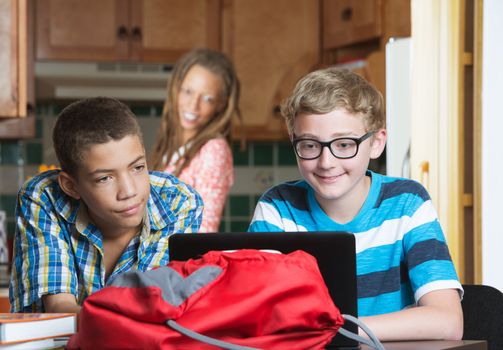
(272, 105, 282, 117)
(132, 27, 142, 40)
(117, 26, 129, 39)
(341, 7, 353, 21)
(419, 161, 430, 191)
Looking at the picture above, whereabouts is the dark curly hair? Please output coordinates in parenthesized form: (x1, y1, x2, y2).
(52, 97, 143, 177)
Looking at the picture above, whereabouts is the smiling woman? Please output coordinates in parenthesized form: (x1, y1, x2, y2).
(150, 48, 242, 233)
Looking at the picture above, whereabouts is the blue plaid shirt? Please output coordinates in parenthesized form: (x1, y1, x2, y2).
(9, 170, 202, 312)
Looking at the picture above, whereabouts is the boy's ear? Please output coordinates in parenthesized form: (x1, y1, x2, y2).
(58, 171, 81, 200)
(370, 128, 387, 159)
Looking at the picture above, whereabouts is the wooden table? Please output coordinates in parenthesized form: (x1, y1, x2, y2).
(0, 287, 9, 312)
(361, 340, 487, 350)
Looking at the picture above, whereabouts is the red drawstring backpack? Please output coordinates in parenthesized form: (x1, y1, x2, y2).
(67, 249, 383, 350)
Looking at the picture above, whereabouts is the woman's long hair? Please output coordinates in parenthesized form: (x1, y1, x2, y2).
(150, 48, 241, 175)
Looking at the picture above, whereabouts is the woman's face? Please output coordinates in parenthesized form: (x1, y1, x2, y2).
(177, 65, 225, 141)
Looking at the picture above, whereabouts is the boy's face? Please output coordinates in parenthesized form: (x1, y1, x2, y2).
(292, 108, 386, 210)
(59, 135, 150, 239)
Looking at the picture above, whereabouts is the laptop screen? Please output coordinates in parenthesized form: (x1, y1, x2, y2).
(168, 232, 359, 349)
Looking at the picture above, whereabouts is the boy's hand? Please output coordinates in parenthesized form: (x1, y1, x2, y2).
(359, 288, 463, 341)
(42, 293, 81, 314)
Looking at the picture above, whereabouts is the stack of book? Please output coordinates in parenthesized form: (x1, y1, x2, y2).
(0, 313, 76, 349)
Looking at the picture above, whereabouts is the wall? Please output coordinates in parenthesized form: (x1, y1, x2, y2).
(0, 102, 301, 249)
(482, 0, 503, 291)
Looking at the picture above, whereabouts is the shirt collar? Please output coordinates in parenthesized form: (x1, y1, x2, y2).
(54, 191, 80, 224)
(146, 185, 173, 231)
(140, 209, 151, 239)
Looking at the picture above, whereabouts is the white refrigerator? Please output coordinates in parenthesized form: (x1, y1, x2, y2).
(385, 37, 411, 178)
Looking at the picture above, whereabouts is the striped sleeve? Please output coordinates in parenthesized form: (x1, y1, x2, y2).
(352, 176, 462, 315)
(248, 183, 309, 232)
(377, 178, 462, 303)
(403, 199, 462, 301)
(248, 200, 285, 232)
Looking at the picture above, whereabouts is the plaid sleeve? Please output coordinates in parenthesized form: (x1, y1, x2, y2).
(138, 173, 203, 270)
(168, 181, 203, 234)
(9, 190, 78, 312)
(149, 172, 204, 234)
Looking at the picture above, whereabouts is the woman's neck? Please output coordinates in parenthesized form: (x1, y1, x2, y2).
(182, 130, 195, 144)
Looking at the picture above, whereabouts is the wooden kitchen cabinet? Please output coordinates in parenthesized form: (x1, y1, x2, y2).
(0, 0, 36, 139)
(323, 0, 382, 49)
(35, 0, 221, 63)
(0, 0, 35, 139)
(32, 0, 406, 141)
(0, 0, 27, 118)
(223, 0, 321, 140)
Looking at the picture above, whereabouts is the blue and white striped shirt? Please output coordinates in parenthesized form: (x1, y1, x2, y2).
(249, 171, 462, 316)
(10, 170, 202, 312)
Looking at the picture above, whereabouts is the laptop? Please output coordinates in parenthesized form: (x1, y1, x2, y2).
(169, 232, 359, 350)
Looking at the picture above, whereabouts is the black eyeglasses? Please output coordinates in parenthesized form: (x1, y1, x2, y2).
(292, 131, 375, 160)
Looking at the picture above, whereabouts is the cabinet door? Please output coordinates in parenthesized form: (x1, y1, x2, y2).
(130, 0, 221, 63)
(36, 0, 129, 61)
(223, 0, 320, 140)
(323, 0, 382, 49)
(0, 0, 26, 118)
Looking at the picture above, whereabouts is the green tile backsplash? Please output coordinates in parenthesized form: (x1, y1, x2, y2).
(0, 142, 22, 165)
(277, 142, 296, 166)
(253, 143, 274, 166)
(154, 105, 164, 117)
(7, 221, 16, 238)
(131, 106, 153, 117)
(35, 104, 46, 115)
(53, 103, 67, 115)
(35, 119, 43, 138)
(229, 195, 250, 217)
(230, 220, 250, 232)
(232, 142, 249, 166)
(0, 195, 17, 217)
(218, 220, 226, 233)
(25, 143, 43, 165)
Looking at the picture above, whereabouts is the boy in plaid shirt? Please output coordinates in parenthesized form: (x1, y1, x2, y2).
(10, 97, 202, 313)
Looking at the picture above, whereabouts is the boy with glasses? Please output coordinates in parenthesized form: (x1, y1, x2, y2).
(249, 68, 463, 341)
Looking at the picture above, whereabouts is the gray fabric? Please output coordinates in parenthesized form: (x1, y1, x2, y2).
(166, 320, 261, 350)
(110, 265, 223, 306)
(339, 314, 385, 350)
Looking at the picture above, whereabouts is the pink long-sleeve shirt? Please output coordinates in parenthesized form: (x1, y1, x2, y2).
(164, 138, 234, 232)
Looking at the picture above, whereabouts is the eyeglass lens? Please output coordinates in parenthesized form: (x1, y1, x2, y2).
(295, 138, 358, 159)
